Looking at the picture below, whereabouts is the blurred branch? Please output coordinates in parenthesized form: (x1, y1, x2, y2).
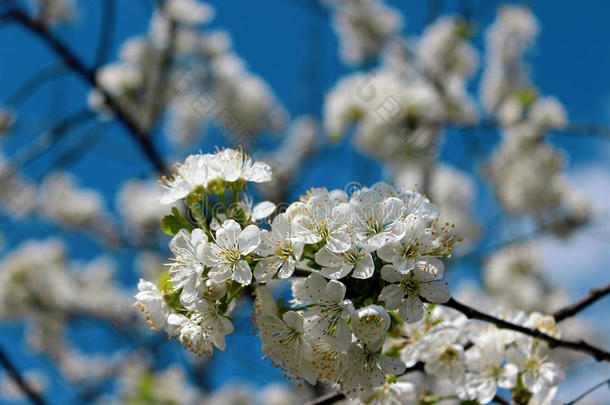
(448, 119, 610, 139)
(4, 108, 94, 176)
(34, 124, 109, 180)
(93, 0, 116, 68)
(0, 346, 47, 405)
(427, 0, 444, 23)
(443, 298, 610, 362)
(552, 283, 610, 322)
(564, 377, 610, 405)
(4, 6, 169, 174)
(3, 62, 68, 106)
(143, 3, 176, 131)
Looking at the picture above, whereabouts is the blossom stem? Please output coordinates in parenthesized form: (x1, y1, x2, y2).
(225, 285, 245, 306)
(442, 298, 610, 362)
(233, 188, 239, 206)
(201, 199, 221, 224)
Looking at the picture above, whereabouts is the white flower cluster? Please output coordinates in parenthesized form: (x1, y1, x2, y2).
(91, 0, 285, 148)
(354, 307, 565, 405)
(323, 0, 403, 65)
(39, 171, 118, 244)
(137, 148, 461, 395)
(97, 351, 307, 405)
(480, 5, 539, 114)
(482, 7, 591, 230)
(132, 148, 576, 403)
(323, 15, 478, 167)
(0, 239, 133, 381)
(394, 164, 479, 252)
(483, 243, 569, 313)
(116, 179, 180, 244)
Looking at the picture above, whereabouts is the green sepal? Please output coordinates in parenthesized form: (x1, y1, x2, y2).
(511, 374, 533, 405)
(161, 207, 195, 235)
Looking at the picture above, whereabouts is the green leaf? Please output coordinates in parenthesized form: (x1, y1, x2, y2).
(161, 207, 194, 235)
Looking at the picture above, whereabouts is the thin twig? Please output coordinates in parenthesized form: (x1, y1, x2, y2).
(3, 62, 67, 106)
(5, 6, 169, 174)
(93, 0, 116, 68)
(564, 377, 610, 405)
(0, 346, 47, 405)
(443, 298, 610, 362)
(552, 284, 610, 322)
(2, 108, 94, 179)
(447, 119, 610, 139)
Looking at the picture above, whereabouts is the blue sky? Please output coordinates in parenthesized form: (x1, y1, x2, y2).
(0, 0, 609, 403)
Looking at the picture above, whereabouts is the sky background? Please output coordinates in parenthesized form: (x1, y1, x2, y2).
(0, 0, 609, 403)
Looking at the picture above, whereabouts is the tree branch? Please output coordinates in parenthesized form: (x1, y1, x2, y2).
(5, 6, 169, 174)
(443, 298, 610, 362)
(552, 284, 610, 322)
(0, 346, 47, 405)
(492, 394, 512, 405)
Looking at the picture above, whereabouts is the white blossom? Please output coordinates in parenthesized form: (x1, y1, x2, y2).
(204, 219, 260, 285)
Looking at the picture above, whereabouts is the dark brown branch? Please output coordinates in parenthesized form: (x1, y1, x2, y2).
(0, 346, 47, 405)
(5, 6, 169, 174)
(552, 284, 610, 322)
(443, 298, 610, 362)
(492, 394, 512, 405)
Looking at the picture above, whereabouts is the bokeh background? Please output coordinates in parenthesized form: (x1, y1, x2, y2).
(0, 0, 609, 404)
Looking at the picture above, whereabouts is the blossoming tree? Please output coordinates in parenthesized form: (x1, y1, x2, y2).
(0, 1, 609, 405)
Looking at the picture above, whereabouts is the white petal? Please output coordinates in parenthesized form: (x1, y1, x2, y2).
(216, 219, 241, 249)
(326, 231, 351, 253)
(378, 284, 405, 310)
(380, 264, 406, 283)
(238, 224, 261, 255)
(252, 201, 276, 220)
(379, 355, 407, 375)
(320, 264, 352, 279)
(419, 281, 450, 303)
(351, 253, 374, 279)
(232, 260, 252, 285)
(325, 280, 347, 302)
(254, 258, 280, 282)
(399, 295, 424, 323)
(314, 247, 342, 267)
(277, 260, 295, 279)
